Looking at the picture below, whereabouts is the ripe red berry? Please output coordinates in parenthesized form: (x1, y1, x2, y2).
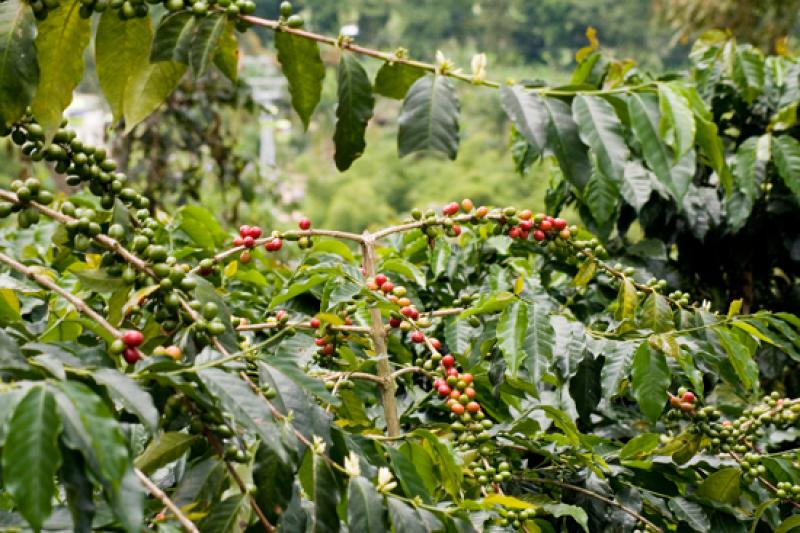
(122, 330, 144, 347)
(508, 226, 521, 239)
(682, 391, 696, 403)
(533, 230, 545, 241)
(446, 367, 459, 377)
(275, 309, 287, 321)
(239, 225, 250, 237)
(344, 317, 353, 325)
(315, 337, 327, 347)
(310, 318, 321, 328)
(679, 402, 694, 413)
(243, 236, 255, 248)
(451, 225, 461, 236)
(374, 273, 388, 287)
(519, 209, 532, 220)
(441, 354, 455, 367)
(669, 394, 682, 408)
(429, 338, 442, 350)
(539, 219, 553, 232)
(520, 230, 529, 240)
(553, 218, 567, 230)
(519, 219, 533, 231)
(248, 226, 262, 238)
(265, 238, 283, 251)
(321, 343, 335, 356)
(298, 217, 311, 230)
(123, 347, 141, 364)
(465, 387, 476, 399)
(381, 281, 394, 293)
(438, 384, 451, 396)
(443, 202, 459, 216)
(389, 317, 401, 328)
(410, 331, 425, 343)
(451, 403, 465, 415)
(461, 373, 473, 384)
(240, 250, 251, 264)
(233, 236, 244, 247)
(466, 401, 480, 413)
(461, 198, 474, 212)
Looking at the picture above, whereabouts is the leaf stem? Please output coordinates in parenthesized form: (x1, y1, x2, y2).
(134, 468, 200, 533)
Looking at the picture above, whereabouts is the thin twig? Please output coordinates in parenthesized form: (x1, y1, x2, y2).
(134, 468, 199, 533)
(238, 320, 370, 334)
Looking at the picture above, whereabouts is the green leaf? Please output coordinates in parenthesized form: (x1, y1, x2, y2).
(572, 94, 629, 183)
(696, 467, 741, 505)
(347, 476, 385, 533)
(334, 54, 375, 171)
(619, 433, 660, 460)
(716, 328, 758, 393)
(31, 0, 91, 139)
(539, 502, 589, 532)
(150, 12, 195, 64)
(573, 260, 597, 288)
(600, 339, 636, 397)
(641, 293, 673, 333)
(61, 447, 95, 533)
(631, 342, 670, 422)
(658, 83, 696, 162)
(615, 278, 638, 321)
(275, 30, 325, 129)
(542, 96, 592, 191)
(96, 12, 152, 129)
(93, 368, 159, 434)
(388, 498, 440, 533)
(584, 171, 618, 225)
(695, 112, 732, 193)
(374, 61, 424, 100)
(199, 494, 247, 533)
(398, 74, 460, 160)
(498, 300, 528, 376)
(0, 0, 38, 126)
(213, 20, 238, 82)
(772, 135, 800, 202)
(415, 429, 462, 499)
(733, 46, 765, 103)
(429, 239, 451, 278)
(628, 91, 681, 200)
(776, 515, 800, 533)
(621, 161, 656, 211)
(175, 204, 228, 250)
(254, 444, 295, 523)
(134, 432, 199, 474)
(387, 443, 435, 503)
(668, 497, 710, 532)
(2, 385, 62, 531)
(524, 302, 555, 382)
(381, 258, 426, 288)
(0, 328, 28, 370)
(199, 368, 290, 463)
(123, 58, 186, 133)
(190, 12, 227, 78)
(309, 452, 340, 533)
(501, 85, 548, 158)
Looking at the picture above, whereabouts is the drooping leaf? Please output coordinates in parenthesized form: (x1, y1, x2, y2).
(628, 91, 680, 200)
(696, 467, 741, 505)
(123, 58, 187, 133)
(615, 278, 638, 321)
(388, 498, 440, 533)
(190, 12, 227, 78)
(631, 342, 670, 422)
(523, 302, 555, 382)
(213, 20, 239, 82)
(31, 0, 91, 138)
(498, 300, 528, 376)
(150, 12, 195, 64)
(387, 442, 435, 503)
(347, 476, 385, 533)
(275, 30, 325, 129)
(572, 94, 629, 182)
(541, 96, 592, 191)
(134, 432, 199, 474)
(716, 327, 758, 393)
(772, 135, 800, 202)
(501, 85, 548, 158)
(694, 112, 732, 193)
(92, 368, 159, 434)
(398, 74, 460, 160)
(96, 13, 152, 123)
(658, 83, 696, 162)
(2, 385, 62, 531)
(641, 293, 673, 333)
(334, 54, 375, 171)
(0, 0, 39, 126)
(619, 433, 660, 460)
(584, 171, 619, 225)
(199, 494, 247, 533)
(733, 46, 765, 103)
(600, 339, 636, 397)
(308, 452, 340, 533)
(254, 443, 297, 523)
(668, 497, 710, 532)
(374, 61, 424, 100)
(621, 161, 656, 211)
(61, 447, 95, 533)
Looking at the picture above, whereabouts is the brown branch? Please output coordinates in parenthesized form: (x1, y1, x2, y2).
(238, 320, 370, 334)
(134, 468, 199, 533)
(0, 251, 121, 338)
(239, 15, 500, 89)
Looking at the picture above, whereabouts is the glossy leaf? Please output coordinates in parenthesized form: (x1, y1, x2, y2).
(2, 385, 62, 531)
(190, 12, 227, 78)
(772, 135, 800, 202)
(668, 497, 710, 532)
(628, 91, 680, 200)
(92, 368, 159, 434)
(0, 0, 38, 126)
(572, 94, 629, 182)
(213, 20, 239, 82)
(31, 0, 91, 138)
(374, 62, 424, 100)
(134, 432, 199, 474)
(398, 74, 460, 160)
(542, 96, 592, 191)
(696, 467, 741, 505)
(123, 58, 187, 133)
(658, 83, 696, 162)
(641, 293, 673, 333)
(150, 12, 195, 64)
(498, 300, 528, 376)
(347, 476, 385, 532)
(334, 54, 375, 171)
(501, 85, 548, 158)
(631, 342, 670, 422)
(199, 494, 247, 533)
(524, 302, 555, 381)
(600, 339, 636, 397)
(275, 30, 325, 129)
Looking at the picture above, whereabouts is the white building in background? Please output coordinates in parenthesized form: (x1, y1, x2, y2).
(65, 93, 110, 150)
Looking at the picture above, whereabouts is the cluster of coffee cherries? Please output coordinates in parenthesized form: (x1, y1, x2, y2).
(233, 224, 263, 263)
(311, 315, 356, 366)
(109, 329, 145, 364)
(0, 178, 53, 228)
(492, 506, 536, 529)
(278, 1, 304, 28)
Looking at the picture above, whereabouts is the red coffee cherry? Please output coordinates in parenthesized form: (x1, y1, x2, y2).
(123, 347, 141, 364)
(248, 226, 263, 238)
(443, 202, 459, 216)
(233, 236, 244, 246)
(451, 403, 465, 415)
(381, 281, 394, 293)
(265, 238, 283, 251)
(389, 317, 401, 328)
(533, 230, 545, 241)
(553, 218, 567, 230)
(410, 331, 425, 343)
(309, 318, 321, 328)
(539, 219, 553, 232)
(239, 225, 250, 237)
(682, 391, 696, 403)
(298, 217, 311, 230)
(374, 273, 388, 287)
(438, 384, 452, 396)
(122, 330, 144, 347)
(243, 236, 255, 248)
(429, 338, 442, 350)
(466, 401, 480, 413)
(441, 354, 455, 367)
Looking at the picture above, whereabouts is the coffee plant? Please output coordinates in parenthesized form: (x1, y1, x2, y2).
(0, 0, 800, 532)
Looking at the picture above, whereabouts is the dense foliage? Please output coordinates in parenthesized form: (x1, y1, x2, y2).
(0, 1, 799, 532)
